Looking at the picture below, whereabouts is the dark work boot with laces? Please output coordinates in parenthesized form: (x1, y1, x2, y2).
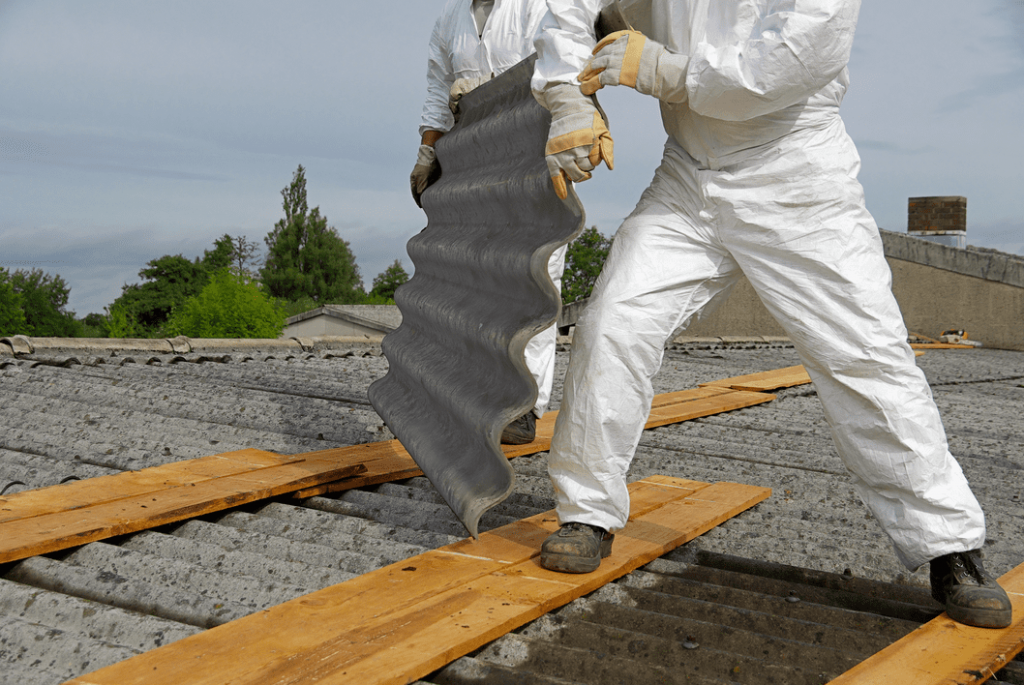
(930, 549, 1012, 628)
(540, 522, 614, 573)
(501, 412, 536, 445)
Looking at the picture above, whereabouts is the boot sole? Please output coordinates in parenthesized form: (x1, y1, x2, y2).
(946, 604, 1013, 629)
(500, 431, 535, 445)
(540, 536, 614, 574)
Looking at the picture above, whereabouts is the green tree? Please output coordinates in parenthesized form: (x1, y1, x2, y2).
(9, 268, 82, 337)
(107, 235, 242, 336)
(0, 268, 29, 335)
(166, 269, 288, 339)
(79, 312, 108, 338)
(202, 234, 234, 272)
(561, 226, 612, 304)
(368, 259, 409, 303)
(111, 254, 209, 334)
(261, 165, 363, 304)
(105, 302, 144, 338)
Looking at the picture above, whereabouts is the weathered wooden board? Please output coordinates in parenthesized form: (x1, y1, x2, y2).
(910, 343, 977, 350)
(298, 386, 775, 496)
(66, 476, 771, 685)
(700, 364, 812, 392)
(0, 449, 295, 523)
(2, 375, 784, 561)
(0, 450, 365, 563)
(828, 563, 1024, 685)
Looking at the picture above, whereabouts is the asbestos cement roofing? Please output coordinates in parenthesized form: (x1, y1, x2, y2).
(1, 338, 1022, 684)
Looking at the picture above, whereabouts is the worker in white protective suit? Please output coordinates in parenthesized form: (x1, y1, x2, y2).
(530, 0, 1012, 629)
(413, 0, 567, 445)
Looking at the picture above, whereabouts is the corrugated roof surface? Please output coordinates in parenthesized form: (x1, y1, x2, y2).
(2, 339, 1022, 684)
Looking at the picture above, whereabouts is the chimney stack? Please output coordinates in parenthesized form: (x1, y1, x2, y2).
(907, 196, 966, 248)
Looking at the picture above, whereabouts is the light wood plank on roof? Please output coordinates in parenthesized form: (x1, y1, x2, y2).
(0, 450, 365, 563)
(0, 449, 294, 523)
(1, 375, 783, 561)
(828, 563, 1024, 684)
(299, 385, 775, 496)
(65, 476, 771, 685)
(699, 364, 812, 392)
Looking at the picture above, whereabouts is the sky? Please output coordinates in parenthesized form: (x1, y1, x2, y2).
(1, 1, 1022, 317)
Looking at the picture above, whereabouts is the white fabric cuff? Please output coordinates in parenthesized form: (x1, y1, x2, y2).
(416, 144, 437, 166)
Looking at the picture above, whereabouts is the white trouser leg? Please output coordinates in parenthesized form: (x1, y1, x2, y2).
(548, 151, 741, 531)
(548, 129, 985, 568)
(712, 125, 985, 570)
(525, 244, 567, 417)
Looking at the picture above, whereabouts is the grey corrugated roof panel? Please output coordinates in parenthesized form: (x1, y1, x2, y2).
(230, 500, 455, 565)
(1, 345, 1023, 684)
(5, 553, 251, 628)
(369, 55, 585, 538)
(6, 363, 382, 446)
(118, 529, 354, 590)
(0, 615, 144, 685)
(421, 552, 948, 685)
(0, 580, 201, 652)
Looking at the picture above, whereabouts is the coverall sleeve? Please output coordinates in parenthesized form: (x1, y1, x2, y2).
(419, 15, 457, 136)
(530, 0, 607, 109)
(687, 0, 861, 121)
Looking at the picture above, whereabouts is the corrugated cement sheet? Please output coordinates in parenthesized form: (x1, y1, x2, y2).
(2, 343, 1023, 684)
(369, 55, 585, 537)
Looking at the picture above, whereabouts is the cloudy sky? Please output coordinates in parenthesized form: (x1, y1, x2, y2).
(1, 0, 1022, 316)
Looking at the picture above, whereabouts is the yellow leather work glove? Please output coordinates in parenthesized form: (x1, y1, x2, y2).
(579, 29, 689, 104)
(543, 83, 614, 200)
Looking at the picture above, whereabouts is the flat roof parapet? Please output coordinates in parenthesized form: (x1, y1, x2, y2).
(881, 230, 1024, 289)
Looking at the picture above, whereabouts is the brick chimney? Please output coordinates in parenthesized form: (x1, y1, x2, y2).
(907, 196, 966, 248)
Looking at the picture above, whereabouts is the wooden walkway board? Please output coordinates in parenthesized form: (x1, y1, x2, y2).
(296, 385, 774, 496)
(828, 563, 1024, 685)
(1, 379, 780, 562)
(0, 450, 365, 564)
(66, 476, 771, 685)
(0, 450, 297, 524)
(910, 343, 977, 350)
(700, 364, 812, 392)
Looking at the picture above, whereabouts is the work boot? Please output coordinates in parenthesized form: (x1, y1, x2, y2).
(540, 522, 614, 573)
(501, 412, 536, 445)
(930, 549, 1012, 628)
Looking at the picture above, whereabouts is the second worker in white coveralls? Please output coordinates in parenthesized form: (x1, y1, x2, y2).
(529, 0, 1012, 629)
(413, 0, 566, 445)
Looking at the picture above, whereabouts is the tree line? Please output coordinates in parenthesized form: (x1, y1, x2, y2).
(2, 166, 611, 340)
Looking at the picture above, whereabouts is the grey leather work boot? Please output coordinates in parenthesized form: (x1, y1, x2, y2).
(540, 522, 614, 573)
(930, 549, 1012, 629)
(501, 412, 536, 445)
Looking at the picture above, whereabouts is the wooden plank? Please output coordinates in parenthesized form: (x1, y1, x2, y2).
(0, 458, 366, 564)
(910, 343, 977, 350)
(828, 563, 1024, 685)
(66, 476, 770, 685)
(699, 364, 812, 392)
(0, 449, 297, 523)
(647, 389, 775, 428)
(298, 387, 775, 497)
(3, 374, 786, 560)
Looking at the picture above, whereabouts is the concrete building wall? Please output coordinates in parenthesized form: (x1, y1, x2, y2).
(277, 234, 1023, 350)
(283, 316, 385, 339)
(664, 232, 1024, 350)
(889, 258, 1024, 350)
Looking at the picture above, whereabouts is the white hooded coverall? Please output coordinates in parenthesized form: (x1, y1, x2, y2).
(420, 0, 566, 419)
(532, 0, 986, 570)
